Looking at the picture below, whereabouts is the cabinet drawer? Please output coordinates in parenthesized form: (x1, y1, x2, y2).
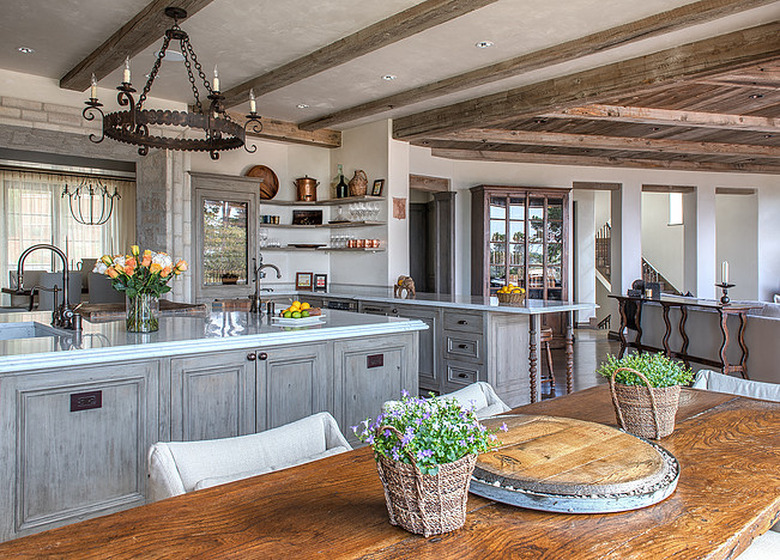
(443, 310, 483, 333)
(359, 302, 399, 316)
(445, 360, 485, 389)
(444, 334, 482, 362)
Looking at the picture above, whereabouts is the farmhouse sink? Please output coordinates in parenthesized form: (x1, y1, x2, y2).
(0, 322, 69, 341)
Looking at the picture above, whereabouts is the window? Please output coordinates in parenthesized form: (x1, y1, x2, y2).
(202, 198, 249, 285)
(1, 169, 135, 290)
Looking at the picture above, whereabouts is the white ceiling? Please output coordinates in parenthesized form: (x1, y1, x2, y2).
(0, 0, 778, 129)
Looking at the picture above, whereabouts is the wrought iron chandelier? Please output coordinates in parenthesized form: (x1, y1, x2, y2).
(62, 177, 120, 226)
(82, 7, 262, 160)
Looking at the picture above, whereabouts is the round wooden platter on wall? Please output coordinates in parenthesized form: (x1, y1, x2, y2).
(246, 165, 279, 200)
(470, 414, 679, 513)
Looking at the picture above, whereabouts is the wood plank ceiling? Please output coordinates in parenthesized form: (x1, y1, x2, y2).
(54, 0, 780, 172)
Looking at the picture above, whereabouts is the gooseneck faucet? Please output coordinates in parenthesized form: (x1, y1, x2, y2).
(250, 255, 282, 313)
(16, 243, 80, 330)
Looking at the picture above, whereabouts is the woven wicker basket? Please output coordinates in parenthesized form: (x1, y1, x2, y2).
(497, 291, 525, 305)
(375, 452, 477, 537)
(608, 367, 681, 439)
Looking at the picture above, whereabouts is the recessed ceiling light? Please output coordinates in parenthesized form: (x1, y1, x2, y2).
(156, 49, 185, 62)
(651, 127, 661, 131)
(749, 93, 764, 99)
(475, 41, 494, 49)
(382, 74, 397, 81)
(296, 103, 310, 109)
(16, 46, 35, 54)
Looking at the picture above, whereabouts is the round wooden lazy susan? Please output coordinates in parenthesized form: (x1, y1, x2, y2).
(470, 414, 679, 514)
(246, 164, 279, 200)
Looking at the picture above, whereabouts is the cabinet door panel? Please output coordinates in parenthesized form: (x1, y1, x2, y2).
(171, 352, 255, 441)
(394, 305, 439, 392)
(258, 344, 330, 431)
(2, 361, 158, 540)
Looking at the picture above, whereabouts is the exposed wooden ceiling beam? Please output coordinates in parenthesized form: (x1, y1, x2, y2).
(221, 0, 498, 109)
(60, 0, 214, 92)
(544, 104, 780, 133)
(393, 23, 780, 140)
(422, 129, 780, 158)
(430, 148, 780, 175)
(298, 0, 776, 131)
(225, 112, 340, 149)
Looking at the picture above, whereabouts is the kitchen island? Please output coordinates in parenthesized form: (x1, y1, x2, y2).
(0, 309, 425, 542)
(257, 290, 595, 405)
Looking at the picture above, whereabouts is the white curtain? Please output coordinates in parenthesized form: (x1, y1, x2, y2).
(1, 169, 136, 297)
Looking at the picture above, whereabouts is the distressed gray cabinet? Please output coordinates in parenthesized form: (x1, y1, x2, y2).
(170, 350, 256, 441)
(334, 334, 418, 445)
(393, 304, 440, 394)
(0, 360, 159, 542)
(256, 343, 331, 432)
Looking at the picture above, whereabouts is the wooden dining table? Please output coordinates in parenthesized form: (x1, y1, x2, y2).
(1, 385, 778, 559)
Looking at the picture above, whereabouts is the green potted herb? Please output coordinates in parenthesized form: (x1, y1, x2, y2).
(597, 353, 694, 439)
(353, 391, 503, 537)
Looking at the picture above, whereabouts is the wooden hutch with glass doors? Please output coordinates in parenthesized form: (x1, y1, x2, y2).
(471, 185, 570, 338)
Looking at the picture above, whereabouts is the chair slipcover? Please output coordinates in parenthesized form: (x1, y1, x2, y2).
(385, 382, 511, 420)
(147, 412, 351, 502)
(692, 370, 780, 402)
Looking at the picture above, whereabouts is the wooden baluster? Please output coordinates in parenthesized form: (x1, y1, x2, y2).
(565, 310, 574, 394)
(529, 315, 538, 403)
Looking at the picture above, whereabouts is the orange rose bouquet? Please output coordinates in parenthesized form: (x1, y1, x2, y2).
(94, 245, 187, 299)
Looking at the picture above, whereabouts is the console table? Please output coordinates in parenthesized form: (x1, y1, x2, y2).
(609, 294, 761, 379)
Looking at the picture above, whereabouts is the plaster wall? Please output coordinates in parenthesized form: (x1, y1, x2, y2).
(716, 193, 759, 301)
(641, 192, 684, 292)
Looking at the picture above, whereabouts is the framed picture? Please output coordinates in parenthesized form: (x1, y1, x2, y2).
(295, 272, 313, 291)
(314, 273, 328, 292)
(371, 179, 385, 197)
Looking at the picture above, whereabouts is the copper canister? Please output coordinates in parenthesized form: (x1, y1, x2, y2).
(294, 176, 320, 202)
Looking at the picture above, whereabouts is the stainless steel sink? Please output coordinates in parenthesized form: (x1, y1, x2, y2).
(0, 322, 69, 341)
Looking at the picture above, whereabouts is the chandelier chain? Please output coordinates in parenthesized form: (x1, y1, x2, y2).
(138, 34, 172, 109)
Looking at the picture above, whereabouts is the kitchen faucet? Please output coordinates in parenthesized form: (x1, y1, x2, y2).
(15, 243, 81, 330)
(250, 255, 281, 313)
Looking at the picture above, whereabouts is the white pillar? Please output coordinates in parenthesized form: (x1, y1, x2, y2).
(611, 182, 642, 295)
(573, 191, 596, 323)
(695, 185, 717, 299)
(683, 191, 697, 296)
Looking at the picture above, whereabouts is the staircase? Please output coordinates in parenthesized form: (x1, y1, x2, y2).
(641, 258, 681, 295)
(595, 222, 611, 281)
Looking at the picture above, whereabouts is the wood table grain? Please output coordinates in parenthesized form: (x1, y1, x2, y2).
(1, 386, 777, 559)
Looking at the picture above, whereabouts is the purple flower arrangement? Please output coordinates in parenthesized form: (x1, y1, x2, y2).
(352, 390, 505, 475)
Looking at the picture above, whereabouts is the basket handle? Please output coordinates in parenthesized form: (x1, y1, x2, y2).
(608, 366, 662, 439)
(374, 424, 426, 503)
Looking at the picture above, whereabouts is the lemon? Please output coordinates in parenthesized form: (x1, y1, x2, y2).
(301, 302, 311, 310)
(291, 300, 301, 308)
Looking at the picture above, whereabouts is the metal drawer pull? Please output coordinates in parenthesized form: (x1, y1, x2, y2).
(458, 344, 469, 349)
(458, 373, 469, 379)
(247, 353, 256, 361)
(70, 390, 102, 412)
(457, 320, 468, 325)
(258, 352, 268, 360)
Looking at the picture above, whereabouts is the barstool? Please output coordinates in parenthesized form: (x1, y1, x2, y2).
(540, 326, 556, 398)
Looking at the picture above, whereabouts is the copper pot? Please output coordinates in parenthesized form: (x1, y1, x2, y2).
(294, 176, 320, 202)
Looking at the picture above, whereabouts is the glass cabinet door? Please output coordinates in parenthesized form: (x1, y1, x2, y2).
(476, 187, 568, 301)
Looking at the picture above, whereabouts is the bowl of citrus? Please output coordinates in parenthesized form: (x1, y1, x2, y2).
(278, 300, 322, 319)
(496, 285, 526, 304)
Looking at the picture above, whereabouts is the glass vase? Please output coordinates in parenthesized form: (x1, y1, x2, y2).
(126, 293, 159, 333)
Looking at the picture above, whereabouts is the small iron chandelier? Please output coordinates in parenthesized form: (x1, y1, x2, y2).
(62, 177, 121, 226)
(82, 7, 262, 160)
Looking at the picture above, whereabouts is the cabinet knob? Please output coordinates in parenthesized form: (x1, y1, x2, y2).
(458, 320, 468, 325)
(258, 352, 268, 361)
(391, 308, 397, 314)
(247, 353, 256, 361)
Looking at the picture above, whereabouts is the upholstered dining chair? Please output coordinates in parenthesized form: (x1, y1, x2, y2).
(147, 412, 352, 502)
(691, 369, 780, 558)
(384, 382, 511, 420)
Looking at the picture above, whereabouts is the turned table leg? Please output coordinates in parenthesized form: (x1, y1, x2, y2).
(617, 299, 628, 358)
(737, 313, 750, 380)
(566, 310, 574, 394)
(529, 315, 538, 404)
(718, 308, 730, 374)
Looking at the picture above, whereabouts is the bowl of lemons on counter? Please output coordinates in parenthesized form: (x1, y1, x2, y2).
(279, 300, 322, 319)
(496, 284, 526, 304)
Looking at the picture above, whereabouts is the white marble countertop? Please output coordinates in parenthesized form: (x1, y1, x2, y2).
(268, 289, 596, 315)
(0, 310, 426, 374)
